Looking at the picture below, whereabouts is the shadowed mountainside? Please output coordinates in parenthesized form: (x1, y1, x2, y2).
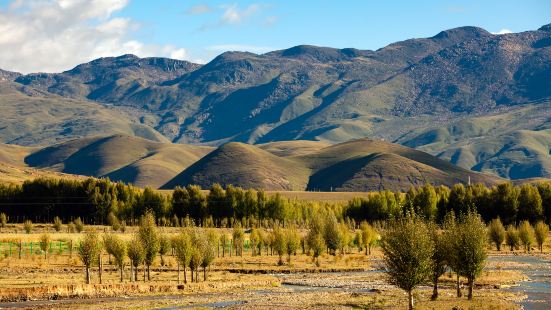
(1, 24, 551, 179)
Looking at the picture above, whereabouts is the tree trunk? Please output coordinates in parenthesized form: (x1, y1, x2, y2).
(456, 274, 462, 297)
(143, 263, 146, 281)
(184, 265, 188, 284)
(98, 255, 102, 284)
(147, 264, 151, 281)
(196, 268, 199, 282)
(119, 266, 123, 282)
(468, 279, 474, 300)
(431, 277, 439, 300)
(85, 266, 90, 284)
(177, 261, 180, 284)
(191, 267, 194, 282)
(203, 266, 207, 281)
(408, 290, 414, 310)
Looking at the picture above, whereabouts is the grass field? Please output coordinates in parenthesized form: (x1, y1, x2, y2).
(0, 224, 548, 309)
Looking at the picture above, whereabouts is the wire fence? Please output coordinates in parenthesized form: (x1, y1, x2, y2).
(0, 240, 251, 258)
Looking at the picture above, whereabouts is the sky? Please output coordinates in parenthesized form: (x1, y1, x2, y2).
(0, 0, 549, 73)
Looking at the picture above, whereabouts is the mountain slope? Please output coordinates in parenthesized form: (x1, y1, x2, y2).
(1, 24, 550, 180)
(162, 142, 311, 190)
(24, 135, 213, 188)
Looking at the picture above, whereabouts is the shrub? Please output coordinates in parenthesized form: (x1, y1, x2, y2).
(360, 221, 377, 255)
(0, 213, 7, 230)
(488, 218, 506, 251)
(380, 214, 434, 310)
(53, 216, 63, 232)
(323, 213, 342, 255)
(23, 220, 32, 234)
(534, 221, 549, 253)
(74, 217, 84, 233)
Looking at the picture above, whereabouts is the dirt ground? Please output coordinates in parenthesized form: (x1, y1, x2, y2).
(0, 226, 549, 309)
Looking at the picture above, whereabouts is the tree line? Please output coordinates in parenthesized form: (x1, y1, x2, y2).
(1, 178, 551, 226)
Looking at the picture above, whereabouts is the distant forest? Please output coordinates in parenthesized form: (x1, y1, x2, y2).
(0, 178, 549, 226)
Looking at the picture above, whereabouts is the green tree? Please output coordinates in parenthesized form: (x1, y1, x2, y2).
(201, 230, 218, 280)
(138, 212, 160, 281)
(534, 221, 549, 253)
(78, 232, 101, 284)
(360, 221, 377, 255)
(286, 227, 300, 264)
(39, 233, 51, 259)
(232, 223, 244, 256)
(127, 237, 145, 282)
(323, 213, 342, 255)
(172, 232, 192, 284)
(519, 220, 536, 253)
(518, 185, 543, 222)
(488, 218, 506, 251)
(506, 225, 520, 251)
(306, 217, 325, 266)
(428, 224, 447, 300)
(159, 235, 171, 266)
(273, 227, 287, 265)
(380, 214, 434, 310)
(109, 235, 127, 282)
(456, 211, 488, 300)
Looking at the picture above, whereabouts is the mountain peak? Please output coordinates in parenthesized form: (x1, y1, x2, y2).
(539, 23, 551, 32)
(432, 26, 491, 41)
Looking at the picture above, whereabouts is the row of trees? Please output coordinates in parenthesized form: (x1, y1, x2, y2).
(1, 178, 551, 227)
(381, 211, 488, 310)
(77, 213, 219, 284)
(487, 218, 549, 252)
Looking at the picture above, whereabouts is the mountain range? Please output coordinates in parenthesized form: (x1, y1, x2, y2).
(0, 23, 550, 186)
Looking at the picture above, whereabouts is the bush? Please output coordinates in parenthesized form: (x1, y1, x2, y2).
(380, 214, 433, 310)
(74, 217, 84, 233)
(232, 224, 244, 256)
(488, 218, 506, 251)
(23, 220, 32, 234)
(0, 213, 7, 229)
(534, 221, 549, 253)
(518, 221, 536, 252)
(53, 216, 63, 232)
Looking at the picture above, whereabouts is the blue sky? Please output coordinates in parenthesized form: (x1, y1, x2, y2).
(0, 0, 549, 72)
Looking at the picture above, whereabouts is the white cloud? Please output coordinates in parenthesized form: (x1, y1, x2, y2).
(0, 0, 190, 73)
(186, 4, 213, 15)
(220, 3, 260, 24)
(491, 29, 513, 35)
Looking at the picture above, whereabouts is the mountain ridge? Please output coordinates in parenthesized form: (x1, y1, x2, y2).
(1, 23, 550, 180)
